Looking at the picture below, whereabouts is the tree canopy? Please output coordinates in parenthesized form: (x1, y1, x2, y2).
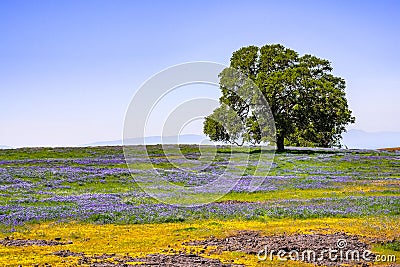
(203, 44, 355, 151)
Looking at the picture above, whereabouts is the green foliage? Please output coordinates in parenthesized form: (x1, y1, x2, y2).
(381, 241, 400, 252)
(204, 44, 355, 151)
(0, 146, 123, 160)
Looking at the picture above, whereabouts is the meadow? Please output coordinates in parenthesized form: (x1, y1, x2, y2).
(0, 145, 399, 266)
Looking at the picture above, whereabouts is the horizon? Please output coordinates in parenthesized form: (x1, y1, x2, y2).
(1, 0, 399, 148)
(1, 129, 399, 150)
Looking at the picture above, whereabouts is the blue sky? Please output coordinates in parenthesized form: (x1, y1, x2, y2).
(0, 0, 399, 147)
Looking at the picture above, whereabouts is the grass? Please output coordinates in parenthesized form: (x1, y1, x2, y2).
(0, 146, 124, 160)
(0, 145, 399, 266)
(219, 185, 400, 202)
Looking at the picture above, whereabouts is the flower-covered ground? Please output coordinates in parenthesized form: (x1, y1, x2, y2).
(0, 145, 399, 266)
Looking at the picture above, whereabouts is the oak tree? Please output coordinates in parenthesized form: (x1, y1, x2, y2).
(204, 44, 355, 151)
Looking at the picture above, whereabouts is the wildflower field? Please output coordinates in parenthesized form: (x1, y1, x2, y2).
(0, 145, 399, 266)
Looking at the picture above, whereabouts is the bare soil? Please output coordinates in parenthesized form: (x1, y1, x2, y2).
(0, 236, 71, 246)
(3, 231, 381, 266)
(185, 230, 374, 266)
(53, 252, 243, 267)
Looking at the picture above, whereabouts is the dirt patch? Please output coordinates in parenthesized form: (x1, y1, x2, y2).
(0, 237, 71, 247)
(51, 231, 378, 266)
(128, 254, 243, 267)
(53, 250, 84, 257)
(185, 230, 374, 266)
(54, 251, 242, 266)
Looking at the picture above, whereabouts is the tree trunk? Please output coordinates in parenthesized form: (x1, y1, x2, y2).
(277, 135, 285, 152)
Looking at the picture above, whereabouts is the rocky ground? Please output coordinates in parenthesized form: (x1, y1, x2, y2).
(1, 231, 383, 266)
(0, 236, 71, 246)
(186, 231, 374, 266)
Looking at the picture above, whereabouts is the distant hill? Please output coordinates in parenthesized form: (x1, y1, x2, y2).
(84, 134, 209, 147)
(0, 145, 12, 149)
(378, 147, 400, 152)
(85, 130, 399, 150)
(342, 129, 400, 149)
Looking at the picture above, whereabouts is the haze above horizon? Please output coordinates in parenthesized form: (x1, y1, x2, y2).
(1, 0, 399, 148)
